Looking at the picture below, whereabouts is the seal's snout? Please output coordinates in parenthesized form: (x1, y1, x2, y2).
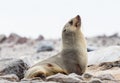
(74, 15, 81, 28)
(76, 15, 80, 21)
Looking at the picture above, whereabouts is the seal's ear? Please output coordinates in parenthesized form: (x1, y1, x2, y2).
(74, 15, 81, 28)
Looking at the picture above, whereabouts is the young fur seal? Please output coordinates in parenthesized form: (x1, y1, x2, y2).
(24, 15, 87, 79)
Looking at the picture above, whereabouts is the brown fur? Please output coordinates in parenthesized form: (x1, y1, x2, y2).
(24, 15, 87, 79)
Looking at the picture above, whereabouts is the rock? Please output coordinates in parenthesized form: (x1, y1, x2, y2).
(68, 73, 83, 80)
(99, 62, 114, 70)
(114, 60, 120, 67)
(0, 78, 58, 83)
(36, 40, 54, 52)
(36, 35, 44, 41)
(21, 78, 58, 83)
(21, 81, 58, 83)
(0, 34, 6, 43)
(89, 78, 102, 83)
(87, 48, 94, 52)
(16, 37, 28, 44)
(96, 74, 115, 81)
(0, 58, 29, 79)
(87, 46, 97, 52)
(87, 33, 120, 48)
(47, 73, 82, 83)
(109, 33, 119, 38)
(0, 74, 19, 82)
(0, 79, 13, 83)
(88, 46, 120, 65)
(83, 73, 93, 81)
(99, 59, 120, 70)
(6, 33, 21, 43)
(21, 78, 43, 83)
(5, 33, 28, 44)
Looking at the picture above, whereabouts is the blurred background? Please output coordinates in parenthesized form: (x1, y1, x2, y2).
(0, 0, 120, 82)
(0, 0, 120, 39)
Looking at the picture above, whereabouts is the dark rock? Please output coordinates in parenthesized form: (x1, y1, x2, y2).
(87, 48, 94, 52)
(6, 33, 21, 43)
(114, 60, 120, 67)
(5, 33, 28, 44)
(47, 73, 82, 83)
(36, 35, 44, 41)
(87, 46, 97, 52)
(99, 60, 120, 70)
(36, 41, 54, 52)
(16, 37, 28, 44)
(99, 62, 113, 70)
(0, 34, 7, 43)
(0, 58, 29, 79)
(109, 33, 119, 38)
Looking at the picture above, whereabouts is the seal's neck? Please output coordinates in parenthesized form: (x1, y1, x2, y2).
(62, 30, 86, 50)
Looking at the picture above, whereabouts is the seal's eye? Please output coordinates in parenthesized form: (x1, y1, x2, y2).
(69, 20, 73, 25)
(63, 29, 66, 32)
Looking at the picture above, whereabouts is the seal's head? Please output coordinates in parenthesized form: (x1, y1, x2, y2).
(62, 15, 81, 34)
(62, 15, 82, 49)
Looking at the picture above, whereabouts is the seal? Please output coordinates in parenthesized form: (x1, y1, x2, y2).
(24, 15, 88, 79)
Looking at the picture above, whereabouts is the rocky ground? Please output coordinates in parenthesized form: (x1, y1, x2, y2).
(0, 33, 120, 83)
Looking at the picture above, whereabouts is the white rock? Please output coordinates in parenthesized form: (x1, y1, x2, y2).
(0, 74, 19, 82)
(88, 46, 120, 65)
(47, 73, 82, 83)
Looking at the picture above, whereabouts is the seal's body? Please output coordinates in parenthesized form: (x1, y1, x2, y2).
(24, 15, 87, 79)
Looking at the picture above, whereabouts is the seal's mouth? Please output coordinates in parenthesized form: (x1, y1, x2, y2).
(74, 15, 81, 28)
(76, 15, 80, 21)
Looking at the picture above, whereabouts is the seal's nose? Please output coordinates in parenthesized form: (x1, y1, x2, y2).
(76, 15, 80, 21)
(74, 15, 81, 28)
